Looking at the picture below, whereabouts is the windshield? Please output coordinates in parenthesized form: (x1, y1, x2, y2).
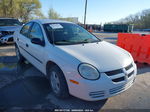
(44, 23, 101, 45)
(0, 19, 22, 26)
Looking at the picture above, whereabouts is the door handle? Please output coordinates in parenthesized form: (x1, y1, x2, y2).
(26, 44, 29, 47)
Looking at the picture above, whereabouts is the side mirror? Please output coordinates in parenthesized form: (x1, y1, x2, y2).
(31, 38, 44, 46)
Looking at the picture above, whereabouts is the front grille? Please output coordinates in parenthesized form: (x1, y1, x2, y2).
(1, 31, 14, 37)
(89, 91, 105, 98)
(112, 77, 125, 82)
(105, 63, 134, 83)
(109, 85, 125, 94)
(105, 69, 123, 76)
(8, 37, 14, 42)
(109, 80, 133, 95)
(125, 63, 133, 70)
(128, 71, 134, 78)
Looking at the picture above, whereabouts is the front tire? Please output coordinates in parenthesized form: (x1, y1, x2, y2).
(15, 44, 25, 62)
(48, 65, 69, 98)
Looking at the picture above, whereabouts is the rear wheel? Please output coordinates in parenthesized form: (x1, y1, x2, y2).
(15, 44, 25, 62)
(48, 65, 69, 98)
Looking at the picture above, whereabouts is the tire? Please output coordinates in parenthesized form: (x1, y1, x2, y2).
(48, 65, 69, 98)
(15, 44, 25, 62)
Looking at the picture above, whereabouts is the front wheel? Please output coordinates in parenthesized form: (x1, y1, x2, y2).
(15, 44, 25, 62)
(48, 65, 69, 98)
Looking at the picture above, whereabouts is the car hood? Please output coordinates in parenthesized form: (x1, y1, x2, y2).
(0, 26, 21, 32)
(57, 41, 132, 72)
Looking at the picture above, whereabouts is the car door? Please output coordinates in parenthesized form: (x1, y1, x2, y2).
(17, 22, 33, 60)
(27, 22, 45, 73)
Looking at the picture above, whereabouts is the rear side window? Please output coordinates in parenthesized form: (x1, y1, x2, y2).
(29, 23, 44, 41)
(20, 22, 33, 37)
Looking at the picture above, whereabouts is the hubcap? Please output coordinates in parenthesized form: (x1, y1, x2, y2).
(50, 71, 60, 94)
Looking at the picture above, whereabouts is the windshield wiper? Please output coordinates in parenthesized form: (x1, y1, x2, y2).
(55, 40, 72, 44)
(82, 38, 95, 43)
(85, 38, 102, 42)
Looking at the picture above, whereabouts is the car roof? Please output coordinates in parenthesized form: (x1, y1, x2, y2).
(30, 19, 74, 24)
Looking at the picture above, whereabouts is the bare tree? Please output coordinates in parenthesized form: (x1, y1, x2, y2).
(115, 9, 150, 29)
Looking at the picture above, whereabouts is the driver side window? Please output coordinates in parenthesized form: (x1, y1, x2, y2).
(20, 22, 33, 37)
(29, 23, 44, 41)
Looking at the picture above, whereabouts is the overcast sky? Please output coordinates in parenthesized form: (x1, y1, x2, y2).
(39, 0, 150, 24)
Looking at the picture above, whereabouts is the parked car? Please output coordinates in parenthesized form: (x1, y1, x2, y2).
(0, 18, 22, 44)
(14, 19, 137, 101)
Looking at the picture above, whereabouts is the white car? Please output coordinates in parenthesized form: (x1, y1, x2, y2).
(14, 19, 137, 101)
(0, 18, 22, 44)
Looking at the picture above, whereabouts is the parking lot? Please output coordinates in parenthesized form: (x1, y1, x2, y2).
(0, 32, 150, 112)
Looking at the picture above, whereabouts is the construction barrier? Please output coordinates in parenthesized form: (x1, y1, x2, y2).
(117, 33, 150, 64)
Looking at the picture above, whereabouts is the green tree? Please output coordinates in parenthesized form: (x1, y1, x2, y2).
(48, 8, 78, 23)
(48, 8, 61, 19)
(60, 17, 78, 23)
(0, 0, 43, 22)
(0, 0, 15, 17)
(17, 0, 42, 22)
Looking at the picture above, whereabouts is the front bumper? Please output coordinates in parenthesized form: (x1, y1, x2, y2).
(0, 35, 14, 44)
(68, 63, 137, 101)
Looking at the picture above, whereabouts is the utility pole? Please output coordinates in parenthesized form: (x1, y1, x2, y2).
(84, 0, 87, 29)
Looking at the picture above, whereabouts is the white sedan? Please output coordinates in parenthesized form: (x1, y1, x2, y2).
(14, 19, 137, 101)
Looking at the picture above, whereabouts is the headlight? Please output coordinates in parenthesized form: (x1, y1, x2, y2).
(78, 63, 100, 80)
